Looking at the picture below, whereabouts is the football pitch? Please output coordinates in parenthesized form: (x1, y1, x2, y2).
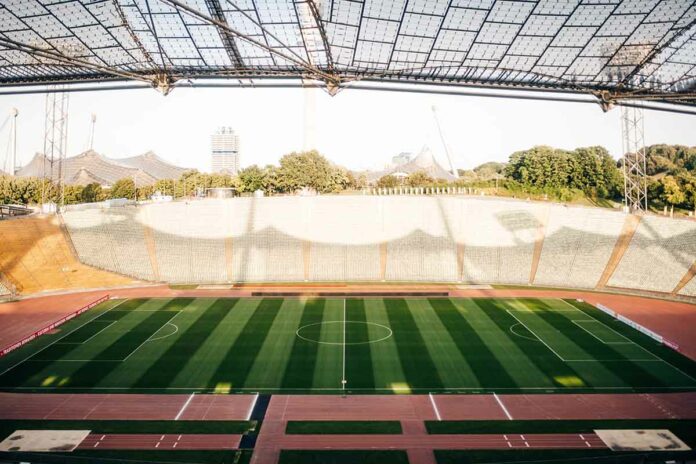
(1, 297, 695, 394)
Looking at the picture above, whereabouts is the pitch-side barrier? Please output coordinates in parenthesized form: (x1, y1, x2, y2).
(0, 294, 110, 357)
(595, 303, 680, 352)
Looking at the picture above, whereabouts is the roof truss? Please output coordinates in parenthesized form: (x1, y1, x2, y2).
(0, 0, 693, 106)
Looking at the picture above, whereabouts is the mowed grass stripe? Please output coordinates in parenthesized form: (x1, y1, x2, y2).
(243, 298, 306, 388)
(565, 300, 696, 386)
(32, 310, 133, 361)
(172, 298, 261, 390)
(131, 299, 238, 388)
(94, 299, 194, 361)
(383, 298, 443, 390)
(526, 299, 669, 388)
(464, 299, 552, 388)
(0, 300, 146, 388)
(345, 298, 375, 390)
(474, 299, 587, 389)
(281, 298, 326, 388)
(208, 298, 284, 391)
(58, 299, 194, 389)
(5, 300, 175, 390)
(58, 320, 118, 345)
(506, 299, 631, 388)
(363, 299, 407, 391)
(428, 298, 516, 389)
(311, 299, 343, 389)
(406, 299, 479, 389)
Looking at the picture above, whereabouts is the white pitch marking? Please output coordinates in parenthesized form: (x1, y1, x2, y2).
(505, 309, 567, 361)
(493, 392, 513, 420)
(175, 393, 195, 421)
(122, 310, 182, 361)
(246, 393, 259, 421)
(0, 298, 125, 377)
(429, 393, 442, 421)
(58, 320, 118, 345)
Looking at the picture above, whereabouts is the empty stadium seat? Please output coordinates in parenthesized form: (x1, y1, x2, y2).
(608, 215, 696, 293)
(535, 206, 627, 288)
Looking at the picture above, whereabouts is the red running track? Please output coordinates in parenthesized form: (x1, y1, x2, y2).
(0, 393, 255, 420)
(274, 432, 606, 450)
(77, 433, 241, 450)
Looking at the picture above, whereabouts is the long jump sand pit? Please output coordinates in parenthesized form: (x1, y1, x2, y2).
(595, 429, 691, 451)
(0, 430, 90, 452)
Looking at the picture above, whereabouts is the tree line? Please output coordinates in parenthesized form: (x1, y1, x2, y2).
(0, 150, 365, 205)
(2, 145, 695, 212)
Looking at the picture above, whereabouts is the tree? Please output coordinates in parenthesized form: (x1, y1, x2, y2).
(63, 185, 84, 205)
(376, 174, 399, 188)
(661, 176, 686, 207)
(110, 178, 135, 199)
(81, 183, 102, 203)
(473, 162, 506, 179)
(505, 145, 620, 199)
(276, 150, 337, 193)
(238, 165, 267, 193)
(405, 171, 433, 187)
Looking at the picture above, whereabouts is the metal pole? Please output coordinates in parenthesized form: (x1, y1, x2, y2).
(621, 105, 648, 213)
(10, 108, 17, 176)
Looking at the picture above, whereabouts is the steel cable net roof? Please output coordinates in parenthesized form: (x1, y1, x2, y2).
(0, 0, 695, 106)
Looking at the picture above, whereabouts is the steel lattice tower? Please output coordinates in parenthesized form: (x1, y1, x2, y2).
(621, 105, 648, 213)
(41, 85, 69, 208)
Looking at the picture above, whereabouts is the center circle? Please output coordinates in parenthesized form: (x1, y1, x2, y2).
(296, 321, 393, 345)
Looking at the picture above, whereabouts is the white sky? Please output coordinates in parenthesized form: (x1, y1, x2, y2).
(0, 85, 695, 174)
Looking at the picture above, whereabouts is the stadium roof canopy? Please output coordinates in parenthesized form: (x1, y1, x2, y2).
(0, 0, 695, 108)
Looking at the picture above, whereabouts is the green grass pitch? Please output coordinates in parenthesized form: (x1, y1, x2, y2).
(0, 297, 695, 394)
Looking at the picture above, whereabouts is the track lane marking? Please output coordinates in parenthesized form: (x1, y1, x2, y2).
(493, 392, 513, 420)
(174, 392, 195, 421)
(429, 393, 442, 421)
(246, 393, 259, 420)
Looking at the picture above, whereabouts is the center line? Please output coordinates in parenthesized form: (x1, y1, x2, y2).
(174, 392, 195, 421)
(341, 299, 346, 390)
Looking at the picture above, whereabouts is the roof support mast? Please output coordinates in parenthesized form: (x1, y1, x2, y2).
(431, 106, 459, 179)
(41, 86, 69, 210)
(621, 105, 648, 213)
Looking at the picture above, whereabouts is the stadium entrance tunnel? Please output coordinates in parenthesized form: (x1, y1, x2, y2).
(296, 321, 392, 345)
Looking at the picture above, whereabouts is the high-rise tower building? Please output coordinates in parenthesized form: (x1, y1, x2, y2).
(211, 127, 240, 174)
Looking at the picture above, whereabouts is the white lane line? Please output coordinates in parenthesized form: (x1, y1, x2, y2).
(493, 392, 513, 420)
(246, 393, 259, 421)
(428, 393, 442, 421)
(341, 299, 347, 391)
(174, 392, 195, 421)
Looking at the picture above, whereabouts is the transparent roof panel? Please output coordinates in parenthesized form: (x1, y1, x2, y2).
(0, 0, 692, 105)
